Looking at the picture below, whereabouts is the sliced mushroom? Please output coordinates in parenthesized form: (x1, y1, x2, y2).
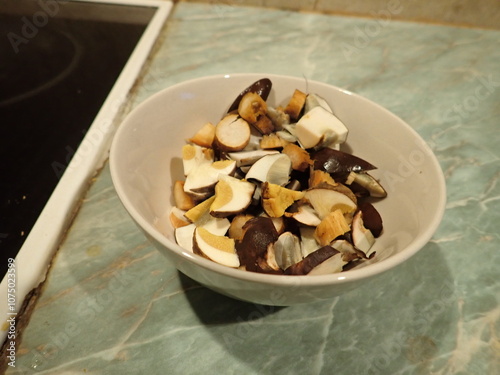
(275, 129, 297, 143)
(308, 252, 347, 275)
(284, 246, 340, 275)
(243, 130, 264, 151)
(261, 182, 305, 218)
(228, 149, 279, 167)
(304, 93, 333, 114)
(358, 202, 383, 237)
(299, 226, 319, 258)
(188, 122, 216, 148)
(330, 239, 363, 263)
(347, 172, 387, 198)
(193, 227, 239, 268)
(173, 180, 195, 211)
(304, 185, 357, 220)
(227, 78, 272, 113)
(308, 169, 336, 188)
(182, 144, 214, 176)
(263, 242, 281, 272)
(169, 206, 190, 229)
(238, 92, 268, 124)
(175, 223, 196, 252)
(314, 209, 351, 246)
(245, 153, 292, 186)
(228, 213, 254, 240)
(210, 175, 255, 217)
(352, 211, 376, 258)
(183, 159, 236, 195)
(260, 133, 288, 149)
(284, 89, 307, 121)
(235, 217, 279, 273)
(267, 106, 290, 130)
(285, 203, 321, 227)
(272, 232, 303, 271)
(295, 106, 348, 149)
(282, 143, 313, 172)
(312, 148, 376, 176)
(184, 196, 231, 236)
(214, 114, 251, 152)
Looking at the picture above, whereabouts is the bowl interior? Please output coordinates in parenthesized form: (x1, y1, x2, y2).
(110, 73, 446, 283)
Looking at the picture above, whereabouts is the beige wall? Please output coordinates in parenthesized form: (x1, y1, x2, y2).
(176, 0, 500, 29)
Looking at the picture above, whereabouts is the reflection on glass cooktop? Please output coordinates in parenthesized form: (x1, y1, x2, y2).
(0, 0, 157, 279)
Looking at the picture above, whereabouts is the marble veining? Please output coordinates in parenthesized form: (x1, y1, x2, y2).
(4, 3, 499, 374)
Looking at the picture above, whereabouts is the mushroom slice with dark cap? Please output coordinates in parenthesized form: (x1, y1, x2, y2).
(193, 227, 239, 268)
(285, 246, 345, 275)
(352, 210, 376, 258)
(210, 175, 255, 218)
(227, 78, 272, 113)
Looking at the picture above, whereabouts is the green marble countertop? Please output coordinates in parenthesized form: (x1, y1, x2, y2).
(6, 3, 500, 374)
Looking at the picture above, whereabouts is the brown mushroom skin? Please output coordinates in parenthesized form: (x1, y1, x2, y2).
(235, 217, 279, 273)
(312, 148, 376, 177)
(358, 202, 383, 237)
(284, 246, 340, 275)
(227, 78, 273, 113)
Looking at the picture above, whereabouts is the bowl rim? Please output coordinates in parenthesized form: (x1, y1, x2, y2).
(110, 73, 447, 287)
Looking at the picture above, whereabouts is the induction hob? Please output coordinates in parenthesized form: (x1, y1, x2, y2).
(0, 0, 172, 341)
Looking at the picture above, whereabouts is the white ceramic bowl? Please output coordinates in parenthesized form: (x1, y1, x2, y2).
(110, 73, 446, 305)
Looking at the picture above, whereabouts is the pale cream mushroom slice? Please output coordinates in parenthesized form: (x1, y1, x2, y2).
(266, 106, 290, 130)
(210, 175, 256, 218)
(227, 149, 279, 167)
(245, 153, 292, 186)
(193, 227, 240, 268)
(182, 144, 214, 176)
(188, 122, 216, 148)
(299, 226, 320, 258)
(346, 171, 387, 198)
(272, 232, 303, 271)
(352, 210, 376, 258)
(307, 251, 347, 275)
(285, 203, 321, 227)
(173, 180, 195, 211)
(183, 159, 236, 196)
(295, 106, 348, 149)
(304, 93, 333, 114)
(228, 214, 254, 241)
(284, 246, 343, 275)
(214, 113, 251, 152)
(169, 206, 190, 229)
(175, 223, 196, 252)
(304, 184, 357, 220)
(184, 196, 231, 236)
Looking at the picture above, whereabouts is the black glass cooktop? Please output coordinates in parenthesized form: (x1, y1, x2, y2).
(0, 0, 157, 279)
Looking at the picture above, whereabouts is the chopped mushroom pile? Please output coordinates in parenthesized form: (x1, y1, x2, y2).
(169, 78, 387, 275)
